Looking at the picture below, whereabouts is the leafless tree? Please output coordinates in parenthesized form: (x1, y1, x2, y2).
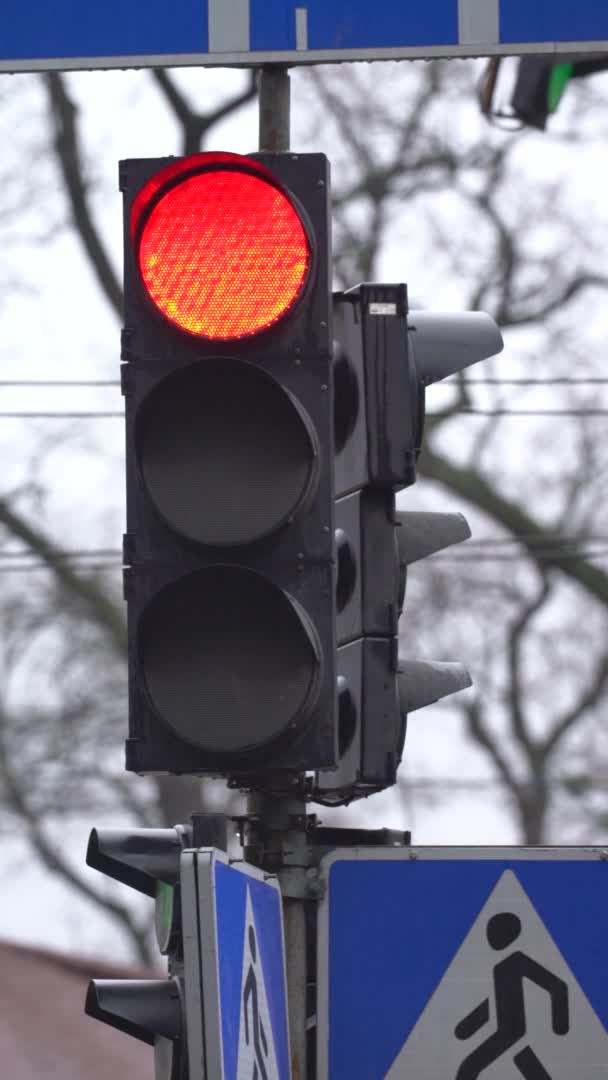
(1, 58, 608, 957)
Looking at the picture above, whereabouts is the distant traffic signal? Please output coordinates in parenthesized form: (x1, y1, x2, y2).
(314, 284, 503, 802)
(85, 820, 290, 1079)
(511, 55, 608, 129)
(121, 151, 335, 778)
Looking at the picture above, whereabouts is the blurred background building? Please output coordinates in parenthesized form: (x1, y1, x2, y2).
(0, 941, 153, 1078)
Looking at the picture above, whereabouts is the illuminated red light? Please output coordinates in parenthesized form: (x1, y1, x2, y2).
(135, 156, 311, 339)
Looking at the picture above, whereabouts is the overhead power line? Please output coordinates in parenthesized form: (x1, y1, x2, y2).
(459, 408, 608, 416)
(0, 548, 120, 559)
(452, 377, 608, 386)
(2, 541, 608, 572)
(0, 379, 118, 387)
(0, 412, 123, 418)
(430, 551, 608, 563)
(4, 408, 608, 419)
(0, 562, 119, 574)
(2, 537, 608, 560)
(3, 376, 608, 387)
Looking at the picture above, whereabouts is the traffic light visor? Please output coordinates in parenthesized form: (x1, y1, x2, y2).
(133, 153, 311, 339)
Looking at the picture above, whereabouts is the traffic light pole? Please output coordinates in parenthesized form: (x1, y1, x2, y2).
(258, 66, 291, 152)
(244, 783, 311, 1079)
(247, 68, 311, 1079)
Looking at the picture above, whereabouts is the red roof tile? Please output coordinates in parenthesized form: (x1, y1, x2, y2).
(0, 941, 159, 1079)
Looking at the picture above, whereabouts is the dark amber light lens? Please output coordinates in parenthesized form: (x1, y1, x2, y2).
(139, 360, 317, 546)
(137, 168, 310, 339)
(140, 568, 320, 754)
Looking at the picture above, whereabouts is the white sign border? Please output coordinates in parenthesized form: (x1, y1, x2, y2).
(194, 848, 289, 1080)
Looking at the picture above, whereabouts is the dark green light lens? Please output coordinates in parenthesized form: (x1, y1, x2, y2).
(155, 881, 176, 955)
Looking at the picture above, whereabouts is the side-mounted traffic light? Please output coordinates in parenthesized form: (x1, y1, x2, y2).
(85, 821, 290, 1079)
(84, 823, 205, 1080)
(314, 284, 503, 803)
(121, 151, 336, 778)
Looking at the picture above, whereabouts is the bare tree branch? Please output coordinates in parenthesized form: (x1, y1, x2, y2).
(152, 69, 257, 156)
(0, 498, 126, 657)
(419, 443, 608, 606)
(44, 72, 123, 319)
(464, 696, 518, 796)
(507, 576, 551, 757)
(0, 703, 153, 965)
(545, 653, 608, 758)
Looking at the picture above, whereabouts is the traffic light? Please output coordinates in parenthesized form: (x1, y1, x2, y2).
(84, 824, 202, 1080)
(511, 55, 608, 129)
(314, 284, 503, 803)
(120, 152, 502, 793)
(121, 151, 335, 778)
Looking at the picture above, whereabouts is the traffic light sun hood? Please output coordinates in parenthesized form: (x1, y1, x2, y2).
(131, 151, 313, 340)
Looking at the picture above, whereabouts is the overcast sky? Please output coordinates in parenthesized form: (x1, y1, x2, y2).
(2, 56, 606, 959)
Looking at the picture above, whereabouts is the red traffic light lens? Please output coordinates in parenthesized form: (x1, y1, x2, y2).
(135, 155, 311, 339)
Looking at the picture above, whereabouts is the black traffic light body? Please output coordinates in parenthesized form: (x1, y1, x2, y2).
(119, 148, 501, 794)
(332, 286, 417, 797)
(326, 284, 416, 801)
(315, 284, 502, 803)
(120, 152, 336, 777)
(85, 825, 196, 1080)
(333, 282, 420, 496)
(335, 487, 402, 642)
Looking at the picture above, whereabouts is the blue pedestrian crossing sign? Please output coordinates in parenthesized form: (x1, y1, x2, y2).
(3, 1, 608, 73)
(193, 849, 291, 1079)
(317, 847, 608, 1079)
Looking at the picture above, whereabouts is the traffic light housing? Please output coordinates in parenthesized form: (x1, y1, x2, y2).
(314, 284, 503, 803)
(120, 151, 502, 796)
(121, 151, 336, 778)
(84, 824, 203, 1080)
(511, 55, 608, 129)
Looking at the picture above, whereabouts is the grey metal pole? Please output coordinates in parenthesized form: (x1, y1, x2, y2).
(244, 784, 310, 1080)
(282, 897, 308, 1080)
(251, 66, 310, 1079)
(258, 66, 291, 152)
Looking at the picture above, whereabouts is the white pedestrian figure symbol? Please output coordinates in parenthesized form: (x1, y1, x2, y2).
(242, 924, 270, 1080)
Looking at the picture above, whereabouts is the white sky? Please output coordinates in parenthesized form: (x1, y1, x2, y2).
(1, 57, 606, 960)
